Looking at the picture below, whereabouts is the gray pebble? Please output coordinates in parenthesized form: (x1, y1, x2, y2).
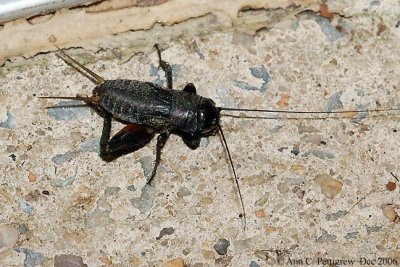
(177, 187, 191, 197)
(344, 231, 359, 239)
(139, 156, 154, 180)
(156, 227, 175, 240)
(104, 187, 121, 196)
(250, 66, 270, 92)
(325, 91, 343, 112)
(311, 14, 346, 42)
(127, 185, 135, 191)
(15, 248, 45, 267)
(290, 147, 300, 156)
(130, 184, 156, 213)
(317, 229, 337, 243)
(303, 148, 335, 159)
(286, 177, 305, 186)
(84, 208, 113, 228)
(325, 210, 348, 221)
(365, 225, 382, 234)
(213, 238, 230, 255)
(52, 151, 74, 165)
(250, 260, 260, 267)
(0, 111, 17, 129)
(79, 138, 99, 153)
(233, 80, 260, 91)
(277, 182, 290, 194)
(18, 201, 34, 214)
(51, 167, 78, 187)
(18, 224, 28, 234)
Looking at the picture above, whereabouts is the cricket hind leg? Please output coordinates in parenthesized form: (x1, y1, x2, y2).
(154, 44, 173, 89)
(99, 114, 155, 162)
(147, 131, 170, 185)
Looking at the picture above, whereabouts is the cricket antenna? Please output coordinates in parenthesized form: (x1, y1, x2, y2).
(218, 123, 246, 230)
(55, 46, 105, 86)
(38, 95, 97, 103)
(219, 107, 400, 115)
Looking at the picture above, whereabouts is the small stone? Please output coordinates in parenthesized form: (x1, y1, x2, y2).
(250, 66, 270, 92)
(18, 201, 34, 214)
(366, 225, 382, 234)
(314, 174, 343, 199)
(290, 147, 300, 156)
(250, 260, 261, 267)
(99, 256, 112, 265)
(18, 224, 28, 234)
(213, 238, 230, 255)
(255, 209, 266, 218)
(79, 138, 99, 153)
(302, 134, 323, 145)
(292, 186, 305, 199)
(52, 151, 74, 165)
(290, 164, 305, 172)
(164, 257, 185, 267)
(381, 204, 399, 222)
(156, 227, 175, 240)
(54, 254, 88, 267)
(129, 256, 140, 266)
(265, 226, 277, 234)
(255, 196, 268, 207)
(325, 210, 348, 221)
(325, 91, 343, 111)
(28, 172, 37, 182)
(317, 229, 337, 243)
(276, 93, 289, 108)
(51, 167, 78, 187)
(344, 231, 359, 239)
(277, 182, 289, 194)
(304, 148, 335, 159)
(386, 181, 397, 191)
(0, 225, 19, 248)
(139, 156, 154, 180)
(242, 172, 274, 186)
(15, 247, 45, 267)
(177, 187, 191, 197)
(0, 111, 17, 129)
(130, 184, 156, 213)
(104, 187, 120, 196)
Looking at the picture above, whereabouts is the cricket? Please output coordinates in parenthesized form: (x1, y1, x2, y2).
(40, 45, 400, 229)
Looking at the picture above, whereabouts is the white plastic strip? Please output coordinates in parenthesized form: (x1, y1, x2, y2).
(0, 0, 98, 24)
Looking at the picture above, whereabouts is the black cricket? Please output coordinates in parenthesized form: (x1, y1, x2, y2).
(42, 45, 248, 227)
(41, 45, 399, 229)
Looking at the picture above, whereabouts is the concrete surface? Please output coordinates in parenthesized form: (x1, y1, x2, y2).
(1, 0, 400, 266)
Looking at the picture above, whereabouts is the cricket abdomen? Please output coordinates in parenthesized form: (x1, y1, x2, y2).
(98, 79, 201, 133)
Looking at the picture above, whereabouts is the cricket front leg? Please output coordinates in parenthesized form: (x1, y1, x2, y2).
(147, 131, 170, 185)
(155, 44, 173, 89)
(99, 112, 112, 158)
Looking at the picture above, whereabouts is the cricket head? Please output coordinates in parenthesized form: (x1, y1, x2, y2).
(197, 98, 220, 135)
